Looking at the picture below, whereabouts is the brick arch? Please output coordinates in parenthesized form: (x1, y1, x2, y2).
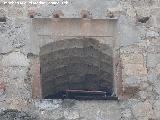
(39, 38, 114, 99)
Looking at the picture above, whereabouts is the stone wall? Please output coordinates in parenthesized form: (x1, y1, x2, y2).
(0, 0, 160, 120)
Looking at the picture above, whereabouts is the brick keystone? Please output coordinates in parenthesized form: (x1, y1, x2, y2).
(28, 10, 36, 18)
(52, 10, 64, 18)
(80, 10, 92, 19)
(0, 82, 5, 95)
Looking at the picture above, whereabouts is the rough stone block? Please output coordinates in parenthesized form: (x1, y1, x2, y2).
(139, 82, 150, 91)
(146, 30, 159, 38)
(0, 109, 37, 120)
(153, 80, 160, 95)
(34, 100, 62, 110)
(0, 9, 6, 18)
(149, 38, 160, 46)
(147, 53, 160, 68)
(120, 44, 146, 54)
(0, 38, 14, 54)
(150, 8, 160, 28)
(121, 108, 132, 119)
(123, 76, 147, 88)
(138, 91, 148, 100)
(123, 64, 147, 76)
(2, 52, 29, 67)
(155, 65, 160, 75)
(121, 53, 144, 64)
(77, 101, 120, 120)
(147, 68, 157, 83)
(34, 100, 63, 120)
(6, 82, 31, 99)
(8, 67, 28, 80)
(132, 100, 154, 118)
(147, 45, 160, 53)
(64, 109, 80, 119)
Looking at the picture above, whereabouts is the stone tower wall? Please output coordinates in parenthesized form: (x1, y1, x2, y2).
(0, 0, 160, 119)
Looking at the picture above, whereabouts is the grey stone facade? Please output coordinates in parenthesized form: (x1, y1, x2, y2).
(0, 0, 160, 119)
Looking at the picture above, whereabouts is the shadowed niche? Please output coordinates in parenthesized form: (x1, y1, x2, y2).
(40, 38, 114, 100)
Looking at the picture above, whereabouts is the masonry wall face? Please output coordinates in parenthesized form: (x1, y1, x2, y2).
(0, 0, 160, 120)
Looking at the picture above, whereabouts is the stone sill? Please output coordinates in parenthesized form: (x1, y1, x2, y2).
(31, 17, 118, 20)
(44, 96, 119, 101)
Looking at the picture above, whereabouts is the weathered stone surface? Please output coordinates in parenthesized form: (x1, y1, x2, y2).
(0, 37, 14, 54)
(121, 53, 144, 64)
(153, 100, 160, 119)
(6, 83, 31, 99)
(121, 108, 132, 119)
(0, 82, 5, 96)
(120, 44, 146, 54)
(138, 91, 148, 100)
(34, 100, 62, 110)
(39, 108, 64, 120)
(132, 100, 154, 118)
(2, 52, 29, 67)
(146, 30, 159, 38)
(123, 76, 147, 88)
(0, 0, 160, 120)
(147, 53, 160, 67)
(0, 109, 37, 120)
(150, 8, 160, 28)
(147, 45, 160, 53)
(156, 64, 160, 74)
(76, 101, 121, 120)
(64, 109, 80, 119)
(123, 64, 147, 76)
(153, 80, 160, 95)
(8, 67, 28, 80)
(0, 9, 6, 18)
(139, 82, 150, 91)
(118, 15, 141, 47)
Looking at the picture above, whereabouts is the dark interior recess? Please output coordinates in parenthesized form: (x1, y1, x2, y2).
(0, 17, 6, 22)
(40, 38, 116, 100)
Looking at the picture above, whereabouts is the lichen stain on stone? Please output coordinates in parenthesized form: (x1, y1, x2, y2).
(0, 109, 37, 120)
